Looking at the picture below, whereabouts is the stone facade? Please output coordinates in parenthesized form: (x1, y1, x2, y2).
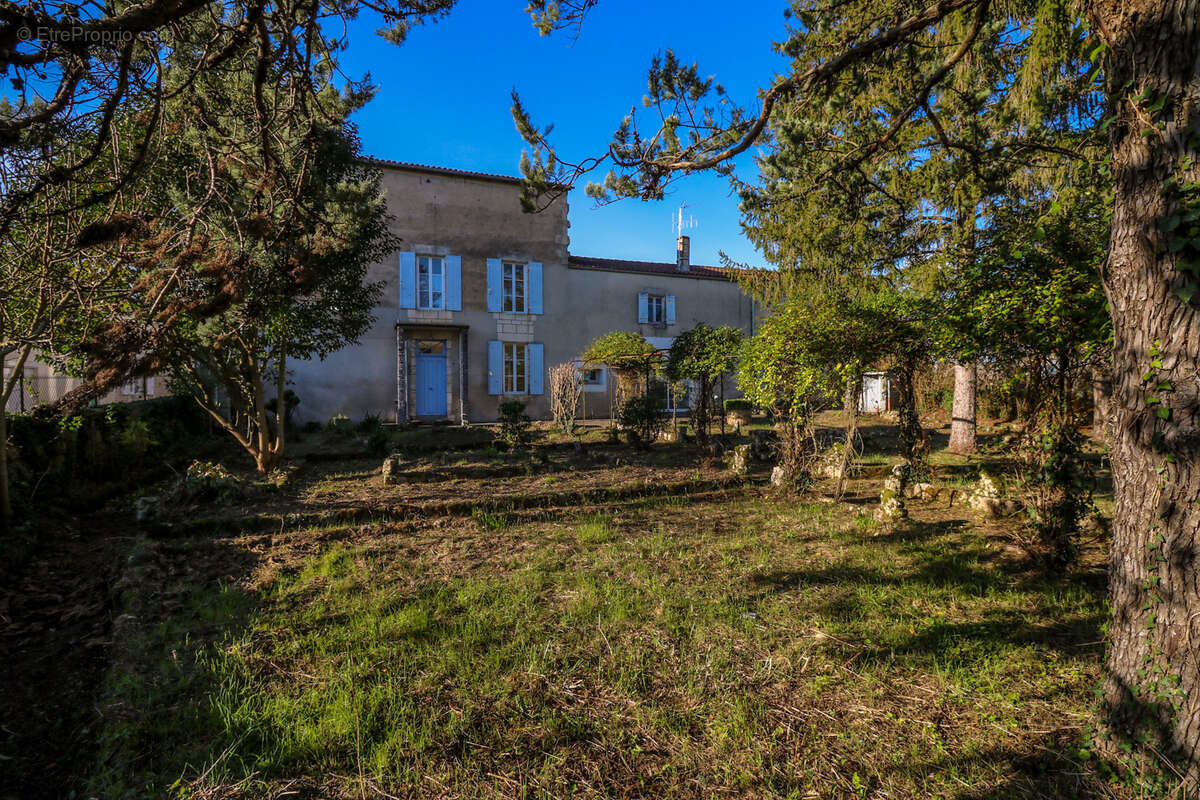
(289, 159, 759, 424)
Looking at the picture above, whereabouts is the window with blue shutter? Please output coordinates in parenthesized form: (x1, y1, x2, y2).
(637, 292, 649, 323)
(665, 295, 676, 325)
(528, 343, 544, 395)
(486, 259, 502, 312)
(417, 256, 445, 309)
(487, 340, 503, 395)
(503, 343, 527, 393)
(529, 262, 543, 314)
(399, 251, 417, 309)
(445, 255, 462, 310)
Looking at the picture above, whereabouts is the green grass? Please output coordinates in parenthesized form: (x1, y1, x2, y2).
(575, 512, 616, 544)
(472, 508, 510, 530)
(93, 495, 1112, 798)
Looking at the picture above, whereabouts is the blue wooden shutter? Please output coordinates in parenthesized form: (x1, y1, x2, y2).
(528, 262, 543, 314)
(665, 295, 676, 325)
(486, 259, 502, 312)
(637, 292, 649, 323)
(528, 343, 544, 395)
(487, 340, 503, 395)
(445, 255, 462, 310)
(399, 252, 417, 309)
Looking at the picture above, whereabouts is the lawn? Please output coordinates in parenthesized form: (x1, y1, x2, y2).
(90, 447, 1117, 798)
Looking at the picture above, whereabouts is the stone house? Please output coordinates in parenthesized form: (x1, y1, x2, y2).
(2, 159, 760, 423)
(288, 159, 759, 424)
(2, 352, 167, 414)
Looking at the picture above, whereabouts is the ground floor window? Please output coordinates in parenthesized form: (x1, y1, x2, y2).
(504, 342, 527, 394)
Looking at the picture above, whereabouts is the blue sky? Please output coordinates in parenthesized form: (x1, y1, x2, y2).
(336, 0, 791, 268)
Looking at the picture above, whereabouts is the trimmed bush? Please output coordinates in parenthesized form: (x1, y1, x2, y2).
(498, 401, 533, 447)
(618, 393, 667, 449)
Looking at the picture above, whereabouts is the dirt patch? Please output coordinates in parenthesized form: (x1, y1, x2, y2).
(0, 521, 135, 799)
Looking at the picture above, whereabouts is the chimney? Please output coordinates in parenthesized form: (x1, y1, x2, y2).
(676, 235, 690, 272)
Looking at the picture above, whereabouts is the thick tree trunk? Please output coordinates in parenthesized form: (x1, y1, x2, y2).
(1089, 0, 1200, 785)
(948, 362, 977, 454)
(890, 356, 928, 475)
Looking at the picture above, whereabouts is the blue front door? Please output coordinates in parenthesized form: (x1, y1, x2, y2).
(415, 340, 447, 417)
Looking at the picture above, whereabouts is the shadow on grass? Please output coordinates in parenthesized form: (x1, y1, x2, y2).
(87, 535, 264, 797)
(748, 522, 1106, 665)
(889, 737, 1114, 799)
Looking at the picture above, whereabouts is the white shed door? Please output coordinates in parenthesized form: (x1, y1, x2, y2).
(860, 376, 885, 413)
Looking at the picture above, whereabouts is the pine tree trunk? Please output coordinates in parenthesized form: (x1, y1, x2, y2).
(948, 362, 977, 454)
(890, 356, 928, 475)
(1088, 0, 1200, 784)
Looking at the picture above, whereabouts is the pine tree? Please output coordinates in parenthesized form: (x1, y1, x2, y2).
(515, 0, 1200, 783)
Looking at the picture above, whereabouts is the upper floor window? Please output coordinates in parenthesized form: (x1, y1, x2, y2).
(582, 368, 604, 385)
(503, 262, 526, 313)
(418, 256, 444, 309)
(647, 294, 666, 325)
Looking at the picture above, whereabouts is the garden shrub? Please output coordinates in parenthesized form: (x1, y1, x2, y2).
(498, 401, 533, 447)
(618, 393, 666, 449)
(5, 396, 211, 520)
(165, 460, 249, 504)
(356, 412, 384, 435)
(366, 428, 390, 457)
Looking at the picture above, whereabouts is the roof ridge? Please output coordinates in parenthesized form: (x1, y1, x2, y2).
(362, 157, 524, 184)
(569, 253, 727, 271)
(568, 254, 732, 281)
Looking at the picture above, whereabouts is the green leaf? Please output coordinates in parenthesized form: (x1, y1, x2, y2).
(1175, 284, 1197, 303)
(1155, 406, 1171, 421)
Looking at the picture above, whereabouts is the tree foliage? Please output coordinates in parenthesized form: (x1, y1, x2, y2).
(664, 324, 742, 451)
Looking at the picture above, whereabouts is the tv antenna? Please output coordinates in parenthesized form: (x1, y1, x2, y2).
(674, 204, 698, 237)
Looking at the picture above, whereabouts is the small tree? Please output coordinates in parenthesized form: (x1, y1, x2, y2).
(739, 305, 840, 489)
(948, 195, 1109, 567)
(547, 362, 583, 435)
(664, 324, 742, 454)
(153, 49, 393, 473)
(582, 331, 659, 427)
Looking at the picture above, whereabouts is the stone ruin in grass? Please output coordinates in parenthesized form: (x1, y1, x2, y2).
(966, 469, 1022, 518)
(872, 464, 1023, 519)
(381, 454, 405, 484)
(725, 444, 752, 476)
(875, 464, 909, 523)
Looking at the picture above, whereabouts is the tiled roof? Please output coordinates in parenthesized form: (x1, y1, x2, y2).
(362, 157, 525, 185)
(568, 255, 733, 281)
